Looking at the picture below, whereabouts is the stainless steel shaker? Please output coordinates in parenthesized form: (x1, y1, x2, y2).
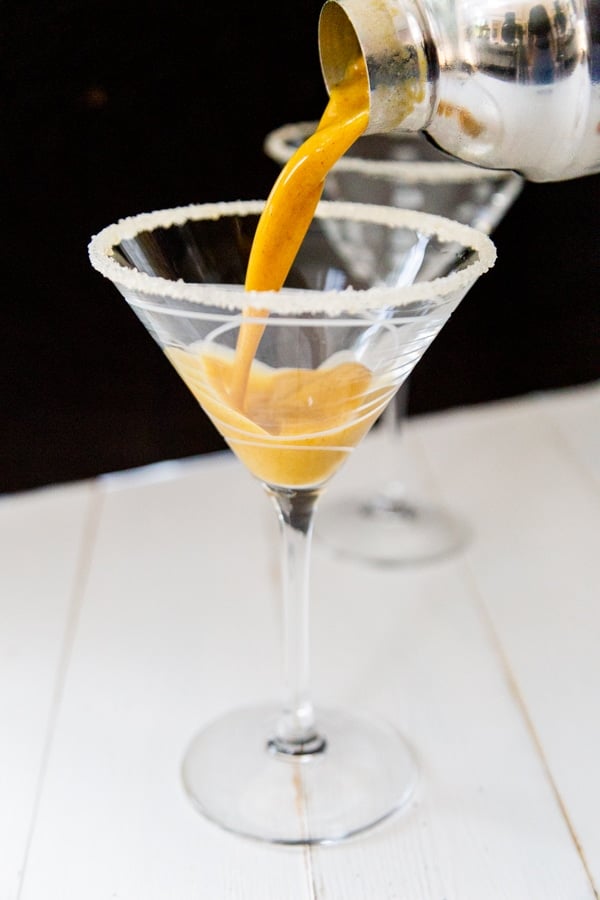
(318, 0, 600, 181)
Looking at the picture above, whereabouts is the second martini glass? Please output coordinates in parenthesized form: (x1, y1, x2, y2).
(89, 199, 495, 845)
(265, 123, 523, 565)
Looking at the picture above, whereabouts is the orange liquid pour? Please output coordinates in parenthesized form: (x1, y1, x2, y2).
(169, 56, 376, 488)
(231, 57, 370, 409)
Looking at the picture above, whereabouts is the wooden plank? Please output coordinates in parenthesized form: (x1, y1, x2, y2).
(0, 482, 96, 900)
(16, 384, 600, 897)
(415, 393, 600, 895)
(306, 496, 594, 897)
(538, 380, 600, 485)
(19, 456, 311, 899)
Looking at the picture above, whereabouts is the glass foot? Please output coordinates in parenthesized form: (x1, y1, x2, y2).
(315, 492, 470, 566)
(181, 705, 417, 844)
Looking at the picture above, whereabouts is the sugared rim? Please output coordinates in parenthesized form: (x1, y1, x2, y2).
(88, 199, 496, 314)
(264, 121, 522, 185)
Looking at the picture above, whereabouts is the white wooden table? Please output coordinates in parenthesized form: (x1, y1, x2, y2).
(2, 381, 599, 899)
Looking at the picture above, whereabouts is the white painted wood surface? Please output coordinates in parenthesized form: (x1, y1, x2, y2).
(0, 482, 97, 900)
(2, 382, 598, 899)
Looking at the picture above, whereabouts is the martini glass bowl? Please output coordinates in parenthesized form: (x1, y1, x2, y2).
(265, 123, 523, 565)
(89, 199, 495, 845)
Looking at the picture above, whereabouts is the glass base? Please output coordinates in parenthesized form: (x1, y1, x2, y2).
(315, 491, 470, 566)
(181, 705, 417, 844)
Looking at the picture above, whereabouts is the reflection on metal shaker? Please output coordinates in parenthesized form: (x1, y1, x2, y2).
(319, 0, 600, 181)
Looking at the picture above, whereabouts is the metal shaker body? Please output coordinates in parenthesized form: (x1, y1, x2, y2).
(319, 0, 600, 181)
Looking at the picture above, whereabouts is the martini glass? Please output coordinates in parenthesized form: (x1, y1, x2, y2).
(89, 199, 495, 845)
(265, 123, 523, 565)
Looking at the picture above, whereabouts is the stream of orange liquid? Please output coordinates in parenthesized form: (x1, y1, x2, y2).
(231, 56, 370, 409)
(167, 56, 382, 488)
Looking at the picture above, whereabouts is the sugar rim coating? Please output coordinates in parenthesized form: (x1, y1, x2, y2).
(264, 121, 522, 185)
(88, 199, 496, 314)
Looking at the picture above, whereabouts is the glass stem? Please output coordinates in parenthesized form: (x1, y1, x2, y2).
(265, 485, 326, 756)
(370, 378, 411, 510)
(391, 377, 409, 439)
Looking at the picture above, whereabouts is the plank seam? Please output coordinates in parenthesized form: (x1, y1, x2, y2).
(415, 410, 599, 898)
(463, 563, 599, 900)
(16, 484, 104, 900)
(536, 395, 600, 496)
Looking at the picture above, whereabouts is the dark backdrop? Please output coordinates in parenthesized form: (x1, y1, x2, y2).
(3, 0, 599, 494)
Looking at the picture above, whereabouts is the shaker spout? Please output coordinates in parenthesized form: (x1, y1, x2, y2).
(318, 0, 433, 134)
(318, 0, 600, 181)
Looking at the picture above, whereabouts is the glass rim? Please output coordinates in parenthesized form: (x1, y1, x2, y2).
(264, 121, 524, 186)
(88, 199, 496, 315)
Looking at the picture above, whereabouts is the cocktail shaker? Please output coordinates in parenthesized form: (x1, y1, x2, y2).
(318, 0, 600, 181)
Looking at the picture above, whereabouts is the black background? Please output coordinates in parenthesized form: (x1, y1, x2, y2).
(3, 0, 599, 494)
